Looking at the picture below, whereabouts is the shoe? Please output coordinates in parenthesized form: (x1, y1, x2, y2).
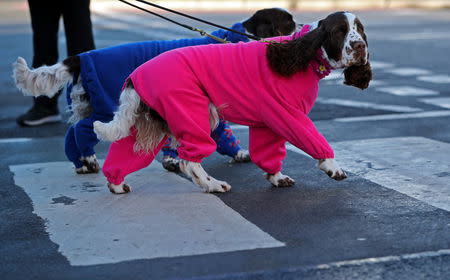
(17, 104, 61, 127)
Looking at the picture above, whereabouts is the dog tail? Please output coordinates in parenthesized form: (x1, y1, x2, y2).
(12, 56, 73, 97)
(93, 85, 140, 142)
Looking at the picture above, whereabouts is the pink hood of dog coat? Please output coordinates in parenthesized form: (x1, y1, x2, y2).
(128, 26, 334, 174)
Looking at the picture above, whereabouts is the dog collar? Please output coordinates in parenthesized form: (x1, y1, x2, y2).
(293, 25, 333, 79)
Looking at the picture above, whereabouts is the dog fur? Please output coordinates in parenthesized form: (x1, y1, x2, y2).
(94, 11, 372, 194)
(12, 8, 296, 174)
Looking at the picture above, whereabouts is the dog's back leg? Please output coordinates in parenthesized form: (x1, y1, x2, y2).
(12, 56, 77, 97)
(180, 160, 231, 193)
(93, 83, 140, 142)
(103, 131, 169, 194)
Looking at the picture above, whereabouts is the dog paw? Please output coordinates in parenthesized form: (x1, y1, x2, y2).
(162, 155, 180, 172)
(107, 182, 131, 194)
(180, 159, 232, 193)
(232, 149, 251, 163)
(318, 158, 347, 181)
(205, 179, 232, 193)
(82, 155, 100, 173)
(265, 172, 295, 187)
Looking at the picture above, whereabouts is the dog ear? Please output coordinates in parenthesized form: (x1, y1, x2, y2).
(343, 60, 372, 90)
(266, 25, 327, 77)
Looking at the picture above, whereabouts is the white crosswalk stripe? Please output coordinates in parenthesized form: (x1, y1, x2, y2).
(287, 137, 450, 212)
(417, 75, 450, 84)
(10, 161, 284, 266)
(383, 67, 432, 76)
(376, 86, 439, 96)
(419, 97, 450, 109)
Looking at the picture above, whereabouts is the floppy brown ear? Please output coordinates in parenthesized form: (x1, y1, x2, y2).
(266, 26, 327, 77)
(343, 61, 372, 90)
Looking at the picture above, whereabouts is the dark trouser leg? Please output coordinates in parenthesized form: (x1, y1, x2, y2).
(61, 0, 95, 56)
(17, 0, 62, 126)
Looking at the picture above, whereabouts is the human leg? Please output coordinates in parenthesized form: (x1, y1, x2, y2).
(17, 0, 62, 126)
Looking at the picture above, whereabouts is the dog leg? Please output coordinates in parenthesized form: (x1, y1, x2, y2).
(107, 182, 131, 194)
(75, 155, 100, 174)
(265, 172, 295, 187)
(179, 159, 231, 193)
(233, 149, 251, 163)
(318, 158, 347, 180)
(162, 155, 180, 172)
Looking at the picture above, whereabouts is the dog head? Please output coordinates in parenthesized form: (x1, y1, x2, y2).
(242, 8, 296, 38)
(266, 11, 372, 90)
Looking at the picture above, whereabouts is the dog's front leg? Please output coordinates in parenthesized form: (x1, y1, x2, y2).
(179, 160, 232, 193)
(75, 154, 100, 174)
(318, 158, 347, 180)
(265, 172, 295, 187)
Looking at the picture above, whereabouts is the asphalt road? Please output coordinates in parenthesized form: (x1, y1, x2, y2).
(0, 2, 449, 279)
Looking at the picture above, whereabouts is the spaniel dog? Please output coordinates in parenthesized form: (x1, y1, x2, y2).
(93, 11, 372, 194)
(12, 8, 296, 174)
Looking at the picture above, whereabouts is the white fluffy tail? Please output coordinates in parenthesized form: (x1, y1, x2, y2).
(12, 56, 72, 97)
(93, 86, 141, 142)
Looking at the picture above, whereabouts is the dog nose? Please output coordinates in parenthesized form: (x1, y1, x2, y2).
(352, 41, 366, 52)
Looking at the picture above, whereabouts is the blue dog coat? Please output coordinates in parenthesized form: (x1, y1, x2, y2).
(65, 23, 248, 168)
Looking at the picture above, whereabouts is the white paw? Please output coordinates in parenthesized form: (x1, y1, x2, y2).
(318, 158, 347, 181)
(179, 160, 232, 193)
(78, 154, 100, 174)
(265, 172, 295, 187)
(107, 182, 131, 194)
(232, 149, 251, 163)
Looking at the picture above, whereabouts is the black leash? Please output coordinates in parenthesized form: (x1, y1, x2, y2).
(118, 0, 261, 41)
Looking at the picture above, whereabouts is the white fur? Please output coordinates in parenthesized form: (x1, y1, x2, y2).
(12, 57, 72, 97)
(81, 154, 97, 165)
(108, 182, 129, 194)
(317, 158, 347, 180)
(179, 159, 231, 193)
(233, 149, 251, 163)
(341, 12, 368, 66)
(266, 172, 295, 187)
(67, 79, 92, 124)
(93, 86, 140, 142)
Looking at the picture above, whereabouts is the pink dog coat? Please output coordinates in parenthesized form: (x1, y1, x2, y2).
(103, 26, 334, 185)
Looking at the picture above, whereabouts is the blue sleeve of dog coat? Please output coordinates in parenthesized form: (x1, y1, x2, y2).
(65, 125, 83, 168)
(211, 119, 241, 157)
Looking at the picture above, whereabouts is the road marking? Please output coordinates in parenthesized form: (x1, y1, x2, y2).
(391, 32, 450, 41)
(419, 97, 450, 109)
(384, 68, 432, 76)
(370, 61, 395, 69)
(334, 110, 450, 122)
(315, 249, 450, 269)
(376, 86, 439, 96)
(288, 137, 450, 212)
(333, 137, 450, 211)
(315, 98, 422, 113)
(0, 138, 32, 144)
(417, 75, 450, 84)
(10, 161, 283, 266)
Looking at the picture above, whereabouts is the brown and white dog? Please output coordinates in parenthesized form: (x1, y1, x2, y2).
(12, 8, 296, 174)
(94, 11, 372, 194)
